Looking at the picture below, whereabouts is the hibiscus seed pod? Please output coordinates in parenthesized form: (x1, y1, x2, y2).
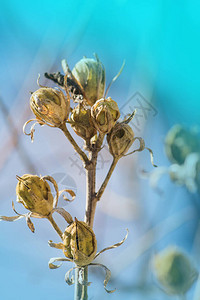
(107, 123, 134, 157)
(165, 124, 200, 165)
(16, 174, 54, 216)
(91, 97, 120, 134)
(62, 218, 97, 267)
(72, 55, 105, 106)
(70, 105, 97, 141)
(152, 246, 198, 295)
(30, 87, 70, 127)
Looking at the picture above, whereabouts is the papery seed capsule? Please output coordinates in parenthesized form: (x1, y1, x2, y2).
(70, 106, 97, 141)
(30, 87, 70, 127)
(72, 56, 105, 106)
(165, 125, 200, 165)
(152, 246, 198, 295)
(91, 97, 120, 134)
(62, 219, 97, 267)
(16, 174, 54, 216)
(107, 123, 134, 157)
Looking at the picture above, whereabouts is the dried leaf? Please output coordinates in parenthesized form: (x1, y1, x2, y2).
(95, 229, 128, 259)
(52, 207, 73, 224)
(48, 257, 71, 269)
(89, 263, 116, 293)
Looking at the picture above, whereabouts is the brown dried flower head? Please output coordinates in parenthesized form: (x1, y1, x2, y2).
(16, 174, 54, 216)
(70, 105, 97, 141)
(30, 87, 70, 127)
(91, 97, 120, 134)
(107, 123, 134, 158)
(72, 55, 105, 106)
(62, 218, 97, 267)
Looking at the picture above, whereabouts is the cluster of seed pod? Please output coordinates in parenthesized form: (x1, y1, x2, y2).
(0, 173, 127, 293)
(25, 54, 147, 160)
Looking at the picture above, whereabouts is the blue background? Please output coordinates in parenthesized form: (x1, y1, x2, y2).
(0, 1, 200, 299)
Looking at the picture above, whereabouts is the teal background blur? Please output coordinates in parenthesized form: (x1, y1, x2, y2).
(0, 1, 200, 299)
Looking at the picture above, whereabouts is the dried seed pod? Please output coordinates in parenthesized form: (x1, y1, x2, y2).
(30, 87, 70, 127)
(165, 125, 200, 165)
(16, 174, 54, 216)
(152, 246, 198, 295)
(70, 105, 97, 141)
(107, 123, 134, 157)
(62, 219, 97, 267)
(91, 97, 120, 134)
(72, 55, 105, 106)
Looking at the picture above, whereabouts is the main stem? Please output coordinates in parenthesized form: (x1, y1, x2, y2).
(75, 150, 97, 300)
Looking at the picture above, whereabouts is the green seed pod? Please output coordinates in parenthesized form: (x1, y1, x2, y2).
(72, 55, 105, 106)
(16, 174, 54, 216)
(70, 106, 97, 141)
(62, 219, 97, 267)
(30, 87, 70, 127)
(91, 97, 120, 134)
(152, 246, 198, 295)
(165, 125, 200, 165)
(107, 123, 134, 157)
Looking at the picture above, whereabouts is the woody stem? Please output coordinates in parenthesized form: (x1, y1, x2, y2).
(74, 134, 114, 300)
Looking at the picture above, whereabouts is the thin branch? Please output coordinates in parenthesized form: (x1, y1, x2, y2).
(47, 214, 63, 239)
(96, 158, 118, 201)
(60, 123, 90, 166)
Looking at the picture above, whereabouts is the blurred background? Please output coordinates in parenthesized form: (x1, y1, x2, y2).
(0, 0, 200, 299)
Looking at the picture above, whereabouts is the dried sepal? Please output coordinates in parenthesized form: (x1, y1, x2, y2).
(58, 189, 76, 203)
(125, 137, 157, 167)
(95, 229, 128, 259)
(52, 207, 73, 224)
(89, 263, 116, 293)
(48, 240, 64, 250)
(25, 214, 35, 233)
(23, 119, 46, 142)
(0, 215, 24, 222)
(41, 175, 59, 208)
(0, 201, 37, 233)
(48, 257, 72, 269)
(104, 60, 125, 98)
(65, 267, 76, 285)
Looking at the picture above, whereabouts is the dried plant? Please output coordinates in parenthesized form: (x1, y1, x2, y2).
(0, 54, 156, 300)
